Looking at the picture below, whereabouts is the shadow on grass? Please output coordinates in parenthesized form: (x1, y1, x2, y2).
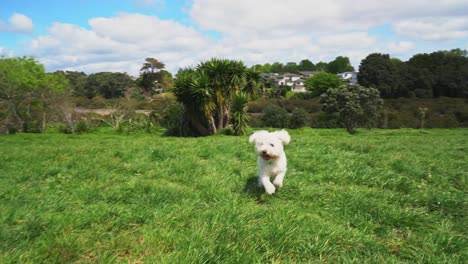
(243, 176, 267, 204)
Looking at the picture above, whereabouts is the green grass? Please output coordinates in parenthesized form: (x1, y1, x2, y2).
(0, 128, 467, 263)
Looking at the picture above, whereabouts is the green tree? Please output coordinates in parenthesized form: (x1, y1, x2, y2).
(231, 92, 249, 135)
(0, 57, 68, 133)
(288, 107, 308, 129)
(326, 56, 354, 74)
(139, 57, 166, 93)
(58, 71, 87, 97)
(315, 62, 328, 71)
(270, 62, 284, 73)
(298, 59, 316, 71)
(172, 68, 214, 136)
(262, 105, 289, 128)
(243, 68, 262, 99)
(172, 58, 253, 136)
(304, 71, 342, 96)
(283, 62, 299, 72)
(86, 72, 134, 99)
(320, 84, 383, 133)
(358, 53, 397, 98)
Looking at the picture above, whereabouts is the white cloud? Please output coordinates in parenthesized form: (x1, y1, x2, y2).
(0, 13, 34, 33)
(386, 41, 415, 55)
(186, 0, 467, 68)
(317, 32, 377, 50)
(190, 0, 468, 37)
(0, 46, 15, 57)
(23, 1, 468, 75)
(29, 13, 213, 75)
(393, 17, 468, 41)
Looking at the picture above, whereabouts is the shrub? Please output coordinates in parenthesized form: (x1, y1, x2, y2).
(126, 113, 156, 134)
(288, 108, 308, 129)
(161, 103, 186, 136)
(58, 119, 91, 134)
(321, 84, 383, 133)
(312, 112, 341, 128)
(262, 105, 290, 128)
(304, 71, 342, 96)
(231, 92, 250, 135)
(289, 92, 314, 100)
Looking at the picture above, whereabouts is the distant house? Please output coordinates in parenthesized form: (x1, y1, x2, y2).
(337, 71, 358, 84)
(263, 71, 319, 92)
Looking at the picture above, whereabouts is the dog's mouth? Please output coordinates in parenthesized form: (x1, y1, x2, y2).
(261, 153, 272, 160)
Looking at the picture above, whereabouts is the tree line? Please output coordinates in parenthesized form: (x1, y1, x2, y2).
(358, 49, 468, 98)
(0, 57, 172, 133)
(57, 58, 173, 99)
(251, 56, 355, 74)
(1, 48, 466, 135)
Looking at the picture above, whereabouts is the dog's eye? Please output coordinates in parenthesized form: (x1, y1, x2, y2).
(270, 144, 274, 147)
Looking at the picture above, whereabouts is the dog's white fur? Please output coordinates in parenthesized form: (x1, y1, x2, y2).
(249, 130, 290, 194)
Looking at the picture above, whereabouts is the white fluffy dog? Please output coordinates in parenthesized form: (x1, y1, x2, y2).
(249, 130, 291, 194)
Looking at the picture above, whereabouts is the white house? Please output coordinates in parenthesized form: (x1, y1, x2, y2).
(337, 71, 358, 84)
(263, 71, 319, 92)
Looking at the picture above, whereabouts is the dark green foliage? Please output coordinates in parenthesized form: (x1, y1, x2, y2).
(326, 56, 354, 74)
(358, 53, 397, 98)
(86, 72, 134, 99)
(262, 105, 290, 128)
(298, 59, 316, 71)
(265, 86, 289, 98)
(0, 57, 68, 133)
(313, 112, 341, 128)
(231, 93, 250, 135)
(321, 84, 383, 133)
(359, 49, 468, 98)
(160, 102, 187, 136)
(172, 58, 259, 136)
(304, 71, 342, 96)
(59, 71, 88, 97)
(288, 107, 308, 128)
(138, 58, 167, 93)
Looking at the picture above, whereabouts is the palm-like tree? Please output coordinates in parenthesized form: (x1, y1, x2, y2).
(172, 58, 252, 136)
(231, 92, 249, 135)
(172, 68, 214, 136)
(244, 68, 262, 99)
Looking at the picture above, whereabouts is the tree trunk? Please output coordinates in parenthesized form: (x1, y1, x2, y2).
(207, 114, 216, 134)
(41, 93, 47, 133)
(42, 111, 46, 133)
(185, 111, 212, 136)
(216, 105, 224, 130)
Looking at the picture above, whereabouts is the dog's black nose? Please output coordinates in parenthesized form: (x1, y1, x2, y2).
(262, 150, 267, 154)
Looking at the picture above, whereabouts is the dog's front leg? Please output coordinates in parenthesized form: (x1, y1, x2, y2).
(273, 171, 285, 188)
(259, 175, 276, 194)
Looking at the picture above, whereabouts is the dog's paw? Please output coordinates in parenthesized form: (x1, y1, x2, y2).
(273, 179, 283, 188)
(264, 185, 276, 194)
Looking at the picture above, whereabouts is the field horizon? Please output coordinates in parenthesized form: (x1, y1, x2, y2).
(1, 128, 466, 263)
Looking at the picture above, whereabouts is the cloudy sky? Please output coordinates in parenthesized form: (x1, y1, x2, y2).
(1, 0, 467, 75)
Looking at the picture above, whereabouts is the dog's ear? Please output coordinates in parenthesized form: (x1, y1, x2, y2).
(272, 130, 291, 145)
(249, 130, 268, 144)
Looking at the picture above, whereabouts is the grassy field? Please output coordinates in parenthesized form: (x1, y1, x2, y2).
(0, 128, 467, 263)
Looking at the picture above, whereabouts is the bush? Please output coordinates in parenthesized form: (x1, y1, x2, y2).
(161, 103, 186, 136)
(231, 92, 250, 135)
(126, 113, 157, 134)
(288, 108, 308, 129)
(262, 105, 290, 128)
(313, 112, 341, 128)
(321, 84, 383, 133)
(289, 92, 314, 100)
(58, 119, 91, 134)
(304, 71, 342, 96)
